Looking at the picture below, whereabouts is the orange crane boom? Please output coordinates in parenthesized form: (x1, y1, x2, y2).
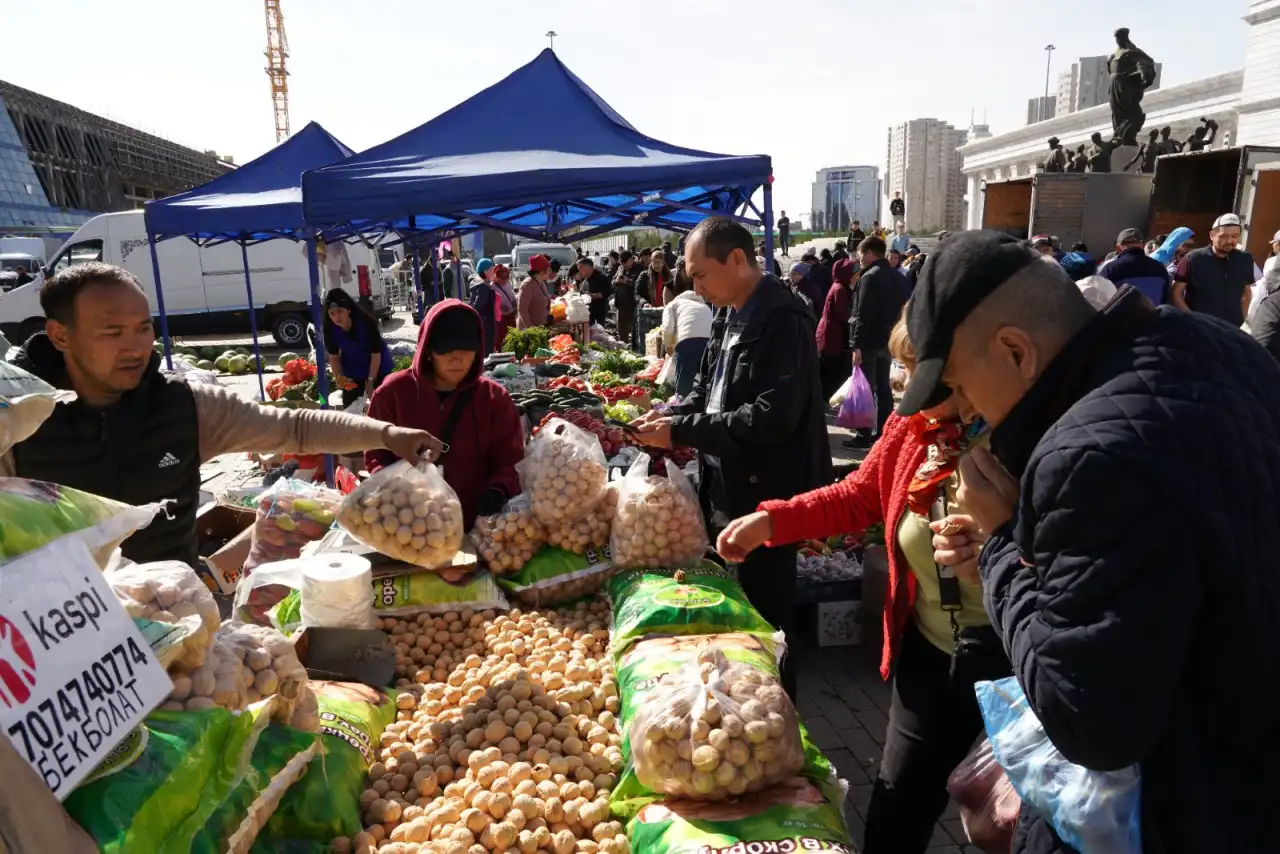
(264, 0, 290, 142)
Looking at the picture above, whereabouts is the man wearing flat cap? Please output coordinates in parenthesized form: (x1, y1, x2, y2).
(908, 230, 1280, 853)
(1042, 137, 1067, 173)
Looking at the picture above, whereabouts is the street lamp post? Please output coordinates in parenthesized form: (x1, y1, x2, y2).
(546, 30, 558, 50)
(1042, 44, 1056, 122)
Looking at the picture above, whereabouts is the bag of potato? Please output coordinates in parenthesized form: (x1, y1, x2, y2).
(108, 560, 221, 671)
(610, 634, 805, 810)
(373, 567, 508, 617)
(607, 566, 776, 657)
(627, 777, 853, 854)
(469, 495, 546, 576)
(244, 478, 341, 571)
(63, 704, 276, 854)
(611, 454, 707, 569)
(545, 483, 616, 554)
(336, 461, 464, 569)
(0, 361, 76, 455)
(517, 416, 609, 526)
(0, 478, 170, 568)
(497, 544, 619, 607)
(217, 622, 316, 729)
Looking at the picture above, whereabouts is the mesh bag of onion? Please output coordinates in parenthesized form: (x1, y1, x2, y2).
(610, 453, 708, 569)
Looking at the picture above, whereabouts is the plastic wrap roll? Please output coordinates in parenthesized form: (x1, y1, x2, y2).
(299, 553, 377, 629)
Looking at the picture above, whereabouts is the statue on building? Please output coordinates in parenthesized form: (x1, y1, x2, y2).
(1183, 117, 1219, 152)
(1107, 27, 1158, 145)
(1124, 128, 1161, 174)
(1043, 137, 1069, 173)
(1157, 126, 1182, 156)
(1086, 133, 1119, 173)
(1067, 145, 1089, 173)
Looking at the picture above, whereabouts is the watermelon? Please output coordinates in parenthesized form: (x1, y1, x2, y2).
(196, 359, 215, 371)
(214, 355, 232, 372)
(228, 355, 249, 374)
(277, 352, 301, 368)
(198, 346, 219, 361)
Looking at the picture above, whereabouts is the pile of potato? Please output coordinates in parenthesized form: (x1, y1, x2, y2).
(545, 485, 616, 555)
(161, 621, 317, 731)
(611, 467, 707, 569)
(109, 561, 222, 671)
(337, 604, 629, 854)
(340, 464, 466, 569)
(470, 505, 546, 576)
(519, 420, 609, 527)
(629, 647, 804, 800)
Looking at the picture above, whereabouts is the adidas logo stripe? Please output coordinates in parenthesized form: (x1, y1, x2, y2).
(158, 452, 180, 468)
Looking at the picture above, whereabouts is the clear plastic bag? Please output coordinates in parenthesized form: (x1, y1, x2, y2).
(976, 676, 1142, 854)
(336, 460, 464, 568)
(107, 560, 221, 671)
(517, 416, 609, 526)
(836, 366, 875, 431)
(244, 478, 341, 571)
(947, 738, 1021, 854)
(233, 557, 306, 625)
(545, 483, 616, 554)
(469, 494, 546, 575)
(0, 362, 76, 456)
(628, 646, 804, 801)
(0, 478, 170, 568)
(611, 454, 708, 569)
(213, 622, 314, 728)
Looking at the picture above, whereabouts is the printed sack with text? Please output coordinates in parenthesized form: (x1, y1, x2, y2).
(0, 478, 169, 567)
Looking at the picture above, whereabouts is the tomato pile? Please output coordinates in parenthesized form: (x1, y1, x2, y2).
(547, 376, 590, 392)
(596, 384, 648, 404)
(549, 346, 581, 365)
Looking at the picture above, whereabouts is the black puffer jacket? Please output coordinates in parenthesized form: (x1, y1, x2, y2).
(668, 275, 832, 519)
(982, 288, 1280, 854)
(1250, 272, 1280, 360)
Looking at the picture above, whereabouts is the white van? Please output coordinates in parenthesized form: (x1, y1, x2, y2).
(0, 211, 389, 347)
(510, 242, 578, 281)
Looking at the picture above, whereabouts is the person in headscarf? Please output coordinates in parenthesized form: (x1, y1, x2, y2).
(1151, 227, 1194, 269)
(468, 258, 498, 355)
(492, 264, 517, 352)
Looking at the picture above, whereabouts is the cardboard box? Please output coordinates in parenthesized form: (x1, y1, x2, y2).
(196, 503, 257, 595)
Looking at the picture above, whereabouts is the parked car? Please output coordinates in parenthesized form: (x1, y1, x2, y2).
(510, 242, 577, 281)
(0, 211, 389, 347)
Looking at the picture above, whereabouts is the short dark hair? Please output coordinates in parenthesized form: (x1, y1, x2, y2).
(858, 236, 887, 256)
(688, 217, 757, 267)
(1070, 242, 1088, 252)
(578, 257, 594, 268)
(41, 262, 142, 325)
(550, 259, 562, 273)
(619, 251, 634, 264)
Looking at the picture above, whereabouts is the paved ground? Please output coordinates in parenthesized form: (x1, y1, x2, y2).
(796, 643, 980, 853)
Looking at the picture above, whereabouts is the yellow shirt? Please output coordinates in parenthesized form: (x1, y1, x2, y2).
(895, 475, 990, 653)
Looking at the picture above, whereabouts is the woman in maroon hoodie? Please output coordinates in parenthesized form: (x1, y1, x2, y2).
(816, 257, 858, 400)
(366, 300, 524, 527)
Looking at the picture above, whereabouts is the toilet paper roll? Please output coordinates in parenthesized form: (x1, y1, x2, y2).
(299, 553, 377, 629)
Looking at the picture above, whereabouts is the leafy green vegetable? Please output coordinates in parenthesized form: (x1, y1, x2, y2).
(392, 354, 413, 372)
(502, 326, 551, 359)
(594, 349, 647, 376)
(588, 369, 624, 388)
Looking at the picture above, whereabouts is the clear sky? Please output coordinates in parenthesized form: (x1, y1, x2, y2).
(1, 0, 1251, 226)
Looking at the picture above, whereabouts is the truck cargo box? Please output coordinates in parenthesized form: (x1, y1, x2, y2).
(982, 173, 1152, 254)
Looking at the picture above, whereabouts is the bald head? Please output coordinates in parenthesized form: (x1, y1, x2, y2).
(942, 258, 1095, 426)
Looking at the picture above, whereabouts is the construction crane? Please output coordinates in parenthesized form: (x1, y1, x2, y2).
(264, 0, 290, 142)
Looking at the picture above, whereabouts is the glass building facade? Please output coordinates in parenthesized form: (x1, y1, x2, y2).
(0, 95, 91, 230)
(810, 166, 880, 234)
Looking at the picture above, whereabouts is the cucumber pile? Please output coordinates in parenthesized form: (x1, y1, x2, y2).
(512, 385, 603, 419)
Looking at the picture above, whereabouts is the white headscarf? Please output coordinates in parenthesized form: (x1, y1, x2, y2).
(1076, 275, 1117, 311)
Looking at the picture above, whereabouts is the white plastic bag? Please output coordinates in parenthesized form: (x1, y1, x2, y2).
(0, 362, 76, 455)
(469, 495, 546, 575)
(336, 460, 465, 568)
(628, 645, 805, 800)
(545, 483, 616, 554)
(518, 417, 609, 526)
(233, 557, 306, 625)
(611, 454, 708, 569)
(107, 560, 221, 671)
(164, 358, 221, 386)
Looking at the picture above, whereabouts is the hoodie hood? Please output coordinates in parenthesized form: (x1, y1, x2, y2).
(1152, 227, 1194, 265)
(413, 299, 485, 386)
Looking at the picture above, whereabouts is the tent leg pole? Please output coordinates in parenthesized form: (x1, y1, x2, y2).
(241, 242, 266, 401)
(148, 235, 174, 371)
(763, 181, 775, 274)
(306, 234, 335, 488)
(410, 245, 425, 322)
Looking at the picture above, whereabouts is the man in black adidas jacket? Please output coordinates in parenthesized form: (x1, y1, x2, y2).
(630, 217, 832, 699)
(849, 235, 908, 439)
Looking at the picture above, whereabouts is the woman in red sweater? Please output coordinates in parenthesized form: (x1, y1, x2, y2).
(718, 320, 1010, 854)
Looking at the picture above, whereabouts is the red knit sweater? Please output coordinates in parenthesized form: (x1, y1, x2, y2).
(760, 412, 925, 680)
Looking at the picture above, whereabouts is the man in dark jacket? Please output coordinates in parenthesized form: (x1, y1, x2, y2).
(889, 192, 905, 227)
(803, 250, 832, 300)
(848, 236, 908, 443)
(848, 221, 866, 247)
(1172, 213, 1257, 325)
(632, 217, 832, 699)
(777, 211, 791, 257)
(5, 263, 438, 567)
(1250, 262, 1280, 359)
(577, 258, 612, 326)
(1099, 227, 1170, 305)
(904, 230, 1280, 854)
(612, 251, 640, 346)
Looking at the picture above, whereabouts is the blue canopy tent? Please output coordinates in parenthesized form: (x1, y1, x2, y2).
(144, 121, 354, 411)
(301, 49, 776, 280)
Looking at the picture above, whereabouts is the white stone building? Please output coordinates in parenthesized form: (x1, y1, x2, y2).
(886, 119, 969, 233)
(1239, 1, 1280, 144)
(1026, 96, 1057, 125)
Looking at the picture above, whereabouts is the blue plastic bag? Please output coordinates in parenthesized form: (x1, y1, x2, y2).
(976, 677, 1142, 854)
(836, 366, 876, 430)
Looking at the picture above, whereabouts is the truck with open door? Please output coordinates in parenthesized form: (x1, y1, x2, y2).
(982, 172, 1152, 253)
(1148, 145, 1280, 261)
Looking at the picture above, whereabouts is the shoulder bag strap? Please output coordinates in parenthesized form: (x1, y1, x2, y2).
(435, 386, 478, 462)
